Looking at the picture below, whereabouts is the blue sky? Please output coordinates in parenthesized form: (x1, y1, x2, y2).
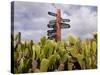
(13, 1, 97, 42)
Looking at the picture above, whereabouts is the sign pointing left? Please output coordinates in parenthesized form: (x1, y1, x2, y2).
(48, 11, 57, 16)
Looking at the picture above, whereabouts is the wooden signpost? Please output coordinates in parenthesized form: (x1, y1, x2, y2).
(47, 9, 70, 41)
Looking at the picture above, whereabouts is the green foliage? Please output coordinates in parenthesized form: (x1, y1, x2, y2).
(34, 44, 41, 60)
(92, 41, 97, 55)
(13, 32, 97, 73)
(92, 32, 97, 41)
(32, 45, 36, 60)
(40, 58, 49, 72)
(40, 36, 46, 47)
(62, 53, 68, 63)
(48, 54, 56, 66)
(24, 48, 29, 57)
(17, 57, 24, 73)
(68, 34, 76, 46)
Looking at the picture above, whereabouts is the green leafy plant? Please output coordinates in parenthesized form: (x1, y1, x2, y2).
(12, 32, 97, 73)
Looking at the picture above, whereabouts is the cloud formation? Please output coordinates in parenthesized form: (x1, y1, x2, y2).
(13, 1, 97, 42)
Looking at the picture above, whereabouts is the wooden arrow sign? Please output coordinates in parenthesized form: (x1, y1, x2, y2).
(47, 30, 56, 33)
(61, 23, 70, 28)
(47, 29, 56, 39)
(47, 33, 56, 36)
(47, 24, 55, 28)
(49, 20, 56, 23)
(47, 21, 56, 28)
(47, 22, 56, 28)
(48, 12, 57, 16)
(61, 19, 70, 22)
(47, 32, 56, 39)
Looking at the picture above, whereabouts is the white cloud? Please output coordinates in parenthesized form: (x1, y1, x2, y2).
(61, 6, 97, 40)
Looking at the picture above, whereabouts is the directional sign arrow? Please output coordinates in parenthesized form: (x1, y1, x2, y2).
(47, 24, 55, 28)
(47, 33, 56, 36)
(47, 33, 56, 39)
(48, 12, 57, 16)
(47, 22, 56, 28)
(61, 23, 70, 28)
(61, 19, 70, 22)
(47, 32, 56, 39)
(47, 30, 56, 33)
(49, 20, 56, 23)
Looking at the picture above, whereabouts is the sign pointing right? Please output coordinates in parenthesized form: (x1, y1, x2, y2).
(61, 23, 70, 28)
(61, 19, 70, 22)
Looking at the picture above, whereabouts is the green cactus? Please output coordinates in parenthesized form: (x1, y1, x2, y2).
(69, 47, 78, 57)
(92, 41, 96, 55)
(39, 50, 45, 61)
(48, 54, 56, 65)
(23, 48, 29, 57)
(13, 32, 97, 73)
(47, 54, 57, 71)
(40, 36, 46, 47)
(61, 53, 68, 63)
(68, 62, 73, 70)
(68, 34, 76, 46)
(17, 57, 24, 73)
(54, 52, 60, 61)
(35, 44, 41, 60)
(16, 44, 22, 52)
(76, 54, 84, 69)
(40, 40, 54, 59)
(32, 45, 36, 60)
(92, 32, 97, 41)
(40, 58, 49, 72)
(23, 58, 30, 72)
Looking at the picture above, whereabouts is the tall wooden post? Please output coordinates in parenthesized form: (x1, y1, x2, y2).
(56, 9, 61, 41)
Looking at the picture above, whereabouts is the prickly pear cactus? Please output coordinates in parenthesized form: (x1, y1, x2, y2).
(40, 58, 49, 72)
(32, 45, 36, 60)
(13, 32, 97, 73)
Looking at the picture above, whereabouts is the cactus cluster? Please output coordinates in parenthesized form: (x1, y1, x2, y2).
(12, 32, 97, 73)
